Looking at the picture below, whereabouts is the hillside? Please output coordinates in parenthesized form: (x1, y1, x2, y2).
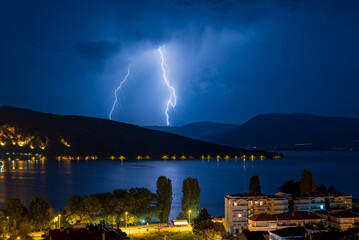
(204, 113, 359, 151)
(0, 106, 278, 159)
(145, 122, 239, 140)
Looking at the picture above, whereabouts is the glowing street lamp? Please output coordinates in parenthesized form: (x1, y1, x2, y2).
(58, 214, 61, 229)
(188, 210, 192, 225)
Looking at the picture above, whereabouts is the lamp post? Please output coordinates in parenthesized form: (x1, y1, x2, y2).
(58, 214, 61, 229)
(125, 212, 128, 228)
(188, 210, 192, 226)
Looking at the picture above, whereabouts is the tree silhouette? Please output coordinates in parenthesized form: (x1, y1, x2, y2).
(156, 176, 173, 223)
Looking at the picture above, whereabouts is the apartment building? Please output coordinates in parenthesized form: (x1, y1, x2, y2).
(290, 193, 352, 212)
(224, 192, 352, 234)
(247, 211, 323, 232)
(317, 211, 359, 231)
(224, 194, 289, 234)
(224, 194, 269, 234)
(268, 196, 289, 214)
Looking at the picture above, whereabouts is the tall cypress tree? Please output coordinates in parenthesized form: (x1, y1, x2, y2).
(249, 175, 261, 194)
(181, 177, 201, 220)
(300, 169, 313, 195)
(156, 176, 173, 223)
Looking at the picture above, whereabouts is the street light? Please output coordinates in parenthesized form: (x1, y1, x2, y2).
(58, 214, 61, 229)
(188, 210, 192, 226)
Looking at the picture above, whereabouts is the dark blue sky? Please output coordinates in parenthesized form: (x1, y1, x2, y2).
(1, 0, 359, 126)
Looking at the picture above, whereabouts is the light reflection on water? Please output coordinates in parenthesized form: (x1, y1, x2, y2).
(0, 151, 359, 219)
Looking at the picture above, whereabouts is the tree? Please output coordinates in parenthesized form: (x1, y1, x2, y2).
(279, 180, 300, 196)
(328, 186, 336, 193)
(156, 176, 173, 223)
(193, 208, 213, 232)
(249, 175, 261, 194)
(64, 195, 83, 225)
(28, 196, 54, 231)
(128, 188, 157, 223)
(94, 193, 122, 225)
(300, 169, 313, 195)
(81, 195, 102, 224)
(181, 177, 201, 220)
(317, 184, 328, 193)
(7, 218, 33, 240)
(65, 195, 102, 224)
(311, 180, 318, 193)
(176, 212, 186, 220)
(6, 198, 26, 227)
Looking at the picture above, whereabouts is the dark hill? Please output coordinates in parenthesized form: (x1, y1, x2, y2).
(204, 113, 359, 151)
(145, 122, 239, 140)
(0, 106, 278, 159)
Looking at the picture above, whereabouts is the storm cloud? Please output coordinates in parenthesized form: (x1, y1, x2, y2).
(0, 0, 359, 125)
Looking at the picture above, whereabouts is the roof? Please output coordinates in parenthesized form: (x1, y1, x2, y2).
(239, 230, 268, 240)
(248, 211, 322, 222)
(270, 227, 306, 237)
(267, 195, 288, 199)
(226, 193, 266, 199)
(303, 192, 351, 198)
(331, 211, 359, 218)
(311, 232, 344, 240)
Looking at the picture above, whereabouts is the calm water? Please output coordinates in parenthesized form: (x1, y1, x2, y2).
(0, 151, 359, 219)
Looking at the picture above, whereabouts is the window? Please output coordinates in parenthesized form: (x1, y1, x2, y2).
(234, 203, 237, 206)
(238, 213, 242, 217)
(320, 205, 324, 209)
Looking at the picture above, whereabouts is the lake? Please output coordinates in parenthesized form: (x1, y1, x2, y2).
(0, 151, 358, 219)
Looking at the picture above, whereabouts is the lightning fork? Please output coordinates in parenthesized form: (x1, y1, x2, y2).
(158, 46, 176, 126)
(109, 66, 131, 120)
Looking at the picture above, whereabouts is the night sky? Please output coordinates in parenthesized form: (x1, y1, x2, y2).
(1, 0, 359, 126)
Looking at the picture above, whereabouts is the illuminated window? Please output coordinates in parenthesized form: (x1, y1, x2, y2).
(234, 203, 237, 206)
(260, 201, 263, 205)
(255, 201, 258, 205)
(238, 214, 242, 217)
(320, 205, 324, 209)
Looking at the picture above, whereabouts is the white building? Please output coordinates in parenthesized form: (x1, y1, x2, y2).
(248, 211, 323, 232)
(224, 194, 289, 234)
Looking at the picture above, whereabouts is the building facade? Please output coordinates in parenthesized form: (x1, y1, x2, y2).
(224, 194, 290, 234)
(247, 211, 323, 232)
(290, 193, 352, 212)
(317, 211, 359, 231)
(224, 192, 352, 234)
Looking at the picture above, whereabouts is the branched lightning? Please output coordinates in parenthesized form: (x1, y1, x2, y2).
(158, 46, 176, 126)
(109, 66, 131, 120)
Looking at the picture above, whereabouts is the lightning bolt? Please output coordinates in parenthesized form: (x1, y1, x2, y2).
(158, 46, 176, 126)
(109, 66, 131, 120)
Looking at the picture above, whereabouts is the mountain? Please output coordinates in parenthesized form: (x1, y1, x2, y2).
(0, 106, 278, 159)
(204, 113, 359, 151)
(145, 122, 239, 140)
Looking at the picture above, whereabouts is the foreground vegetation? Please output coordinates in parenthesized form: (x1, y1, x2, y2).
(0, 176, 204, 239)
